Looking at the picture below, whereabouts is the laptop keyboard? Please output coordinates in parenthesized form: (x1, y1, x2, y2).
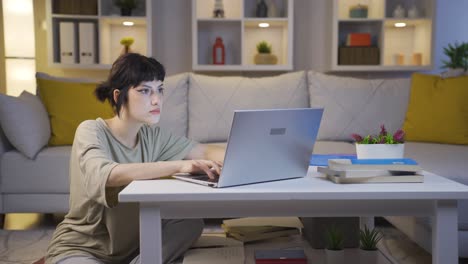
(186, 174, 219, 183)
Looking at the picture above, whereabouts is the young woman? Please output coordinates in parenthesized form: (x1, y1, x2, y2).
(46, 53, 225, 264)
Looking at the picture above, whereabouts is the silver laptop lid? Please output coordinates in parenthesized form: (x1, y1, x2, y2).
(217, 108, 323, 187)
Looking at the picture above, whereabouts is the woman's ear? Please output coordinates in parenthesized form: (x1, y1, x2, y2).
(113, 89, 120, 104)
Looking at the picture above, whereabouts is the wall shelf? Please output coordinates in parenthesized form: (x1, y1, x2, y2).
(192, 0, 293, 71)
(46, 0, 154, 69)
(331, 0, 435, 71)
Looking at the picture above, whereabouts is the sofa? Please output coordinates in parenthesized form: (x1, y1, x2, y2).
(0, 70, 467, 257)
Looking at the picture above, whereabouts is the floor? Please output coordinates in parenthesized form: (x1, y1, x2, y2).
(1, 214, 467, 264)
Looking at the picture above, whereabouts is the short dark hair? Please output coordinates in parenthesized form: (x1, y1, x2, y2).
(95, 53, 166, 116)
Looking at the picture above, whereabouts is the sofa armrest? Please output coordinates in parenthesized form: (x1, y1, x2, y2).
(0, 125, 13, 156)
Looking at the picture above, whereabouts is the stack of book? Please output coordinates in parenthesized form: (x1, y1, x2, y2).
(255, 249, 307, 264)
(222, 217, 303, 243)
(318, 158, 424, 183)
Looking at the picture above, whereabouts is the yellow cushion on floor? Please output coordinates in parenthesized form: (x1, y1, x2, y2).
(37, 78, 114, 146)
(403, 73, 468, 145)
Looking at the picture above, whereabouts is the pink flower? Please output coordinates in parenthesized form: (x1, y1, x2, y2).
(379, 124, 387, 137)
(351, 133, 363, 142)
(393, 129, 405, 143)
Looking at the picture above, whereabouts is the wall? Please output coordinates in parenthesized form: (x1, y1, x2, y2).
(0, 1, 5, 94)
(29, 0, 468, 78)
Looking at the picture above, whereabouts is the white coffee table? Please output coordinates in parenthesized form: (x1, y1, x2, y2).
(119, 167, 468, 264)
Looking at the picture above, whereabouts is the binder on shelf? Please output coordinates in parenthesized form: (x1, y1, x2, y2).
(79, 22, 96, 64)
(59, 21, 76, 64)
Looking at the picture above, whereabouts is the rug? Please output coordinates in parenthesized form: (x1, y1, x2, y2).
(0, 228, 54, 264)
(0, 226, 433, 264)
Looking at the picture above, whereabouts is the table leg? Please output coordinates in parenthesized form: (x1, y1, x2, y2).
(140, 204, 162, 264)
(432, 200, 458, 264)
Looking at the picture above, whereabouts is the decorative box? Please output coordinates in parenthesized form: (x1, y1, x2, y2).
(338, 47, 380, 65)
(349, 4, 368, 18)
(346, 33, 372, 46)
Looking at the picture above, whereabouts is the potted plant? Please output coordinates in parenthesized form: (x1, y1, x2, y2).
(114, 0, 138, 16)
(351, 125, 405, 159)
(441, 42, 468, 78)
(120, 37, 135, 54)
(254, 41, 278, 65)
(359, 225, 383, 264)
(324, 225, 344, 264)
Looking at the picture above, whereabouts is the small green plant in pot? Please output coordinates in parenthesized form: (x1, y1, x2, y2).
(324, 226, 344, 264)
(442, 42, 468, 71)
(351, 125, 405, 159)
(254, 41, 278, 65)
(359, 225, 383, 264)
(441, 42, 468, 77)
(359, 225, 382, 251)
(257, 41, 272, 54)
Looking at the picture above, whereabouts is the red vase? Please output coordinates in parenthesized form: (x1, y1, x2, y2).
(212, 37, 225, 65)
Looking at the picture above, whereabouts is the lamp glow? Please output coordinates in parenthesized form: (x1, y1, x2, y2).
(123, 21, 134, 26)
(394, 22, 407, 28)
(258, 23, 270, 28)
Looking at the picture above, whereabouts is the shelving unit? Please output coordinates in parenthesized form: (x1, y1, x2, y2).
(46, 0, 155, 69)
(192, 0, 293, 71)
(331, 0, 434, 71)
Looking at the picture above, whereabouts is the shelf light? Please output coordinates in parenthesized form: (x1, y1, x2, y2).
(258, 22, 270, 28)
(123, 21, 134, 26)
(394, 22, 407, 28)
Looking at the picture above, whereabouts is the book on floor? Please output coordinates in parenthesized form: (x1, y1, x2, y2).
(254, 249, 307, 264)
(223, 225, 300, 242)
(222, 217, 302, 242)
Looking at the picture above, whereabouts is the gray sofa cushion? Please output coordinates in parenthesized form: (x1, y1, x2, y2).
(188, 71, 309, 142)
(1, 146, 71, 193)
(0, 91, 50, 159)
(404, 142, 468, 185)
(308, 71, 411, 141)
(158, 73, 190, 137)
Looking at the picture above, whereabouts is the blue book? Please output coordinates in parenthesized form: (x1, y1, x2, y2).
(310, 154, 357, 166)
(328, 158, 421, 172)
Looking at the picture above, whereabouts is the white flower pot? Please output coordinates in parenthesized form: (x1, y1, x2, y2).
(325, 249, 344, 264)
(359, 249, 379, 264)
(356, 144, 404, 159)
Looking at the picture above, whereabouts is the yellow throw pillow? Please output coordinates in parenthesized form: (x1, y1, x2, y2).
(37, 78, 114, 146)
(403, 73, 468, 145)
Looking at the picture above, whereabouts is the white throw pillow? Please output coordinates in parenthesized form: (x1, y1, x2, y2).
(157, 73, 190, 137)
(188, 71, 309, 142)
(0, 91, 51, 159)
(307, 71, 411, 141)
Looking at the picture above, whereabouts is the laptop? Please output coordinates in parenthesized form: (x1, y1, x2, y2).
(173, 108, 324, 188)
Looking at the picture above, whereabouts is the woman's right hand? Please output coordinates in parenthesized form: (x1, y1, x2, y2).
(179, 160, 223, 179)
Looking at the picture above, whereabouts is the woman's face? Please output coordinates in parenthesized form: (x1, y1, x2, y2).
(125, 80, 164, 124)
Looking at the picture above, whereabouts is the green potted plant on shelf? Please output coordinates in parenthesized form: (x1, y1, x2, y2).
(351, 124, 405, 159)
(441, 42, 468, 78)
(254, 41, 278, 65)
(359, 225, 383, 264)
(324, 225, 344, 264)
(114, 0, 138, 16)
